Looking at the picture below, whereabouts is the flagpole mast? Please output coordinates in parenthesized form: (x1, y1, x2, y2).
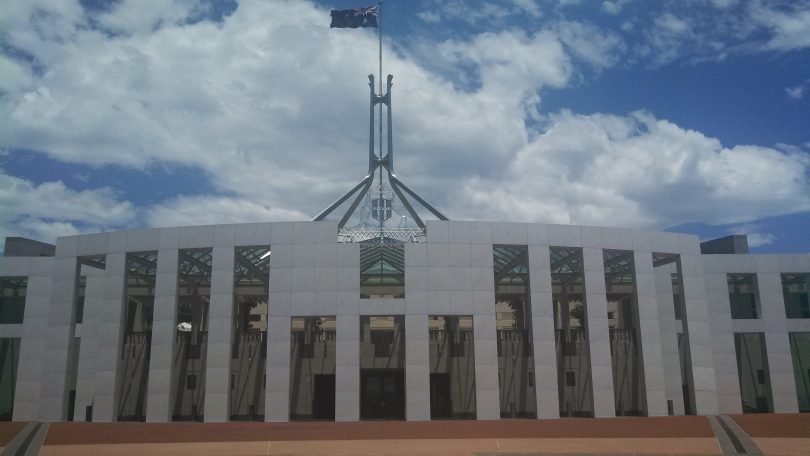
(377, 0, 384, 237)
(378, 0, 383, 97)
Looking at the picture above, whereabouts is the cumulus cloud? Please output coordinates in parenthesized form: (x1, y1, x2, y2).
(453, 111, 810, 228)
(0, 0, 808, 246)
(0, 170, 136, 240)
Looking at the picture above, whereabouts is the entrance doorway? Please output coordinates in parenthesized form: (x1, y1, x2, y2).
(360, 369, 405, 420)
(313, 374, 336, 420)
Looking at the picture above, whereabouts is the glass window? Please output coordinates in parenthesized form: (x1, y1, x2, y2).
(734, 332, 773, 413)
(117, 252, 157, 422)
(788, 332, 810, 412)
(671, 274, 683, 321)
(494, 245, 536, 419)
(360, 316, 405, 420)
(604, 250, 647, 416)
(75, 276, 86, 324)
(428, 316, 476, 419)
(0, 278, 27, 324)
(728, 274, 761, 319)
(550, 247, 593, 417)
(231, 247, 270, 421)
(172, 248, 212, 421)
(289, 316, 336, 420)
(782, 274, 810, 319)
(0, 338, 21, 421)
(360, 242, 404, 299)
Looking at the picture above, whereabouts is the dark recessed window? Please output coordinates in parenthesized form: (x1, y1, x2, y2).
(728, 274, 760, 319)
(566, 371, 576, 387)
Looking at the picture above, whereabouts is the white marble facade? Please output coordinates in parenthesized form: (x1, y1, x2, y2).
(1, 220, 808, 422)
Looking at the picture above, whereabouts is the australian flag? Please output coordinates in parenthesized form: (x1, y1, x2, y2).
(330, 5, 378, 28)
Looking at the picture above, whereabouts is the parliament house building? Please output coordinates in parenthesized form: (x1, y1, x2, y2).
(1, 221, 809, 423)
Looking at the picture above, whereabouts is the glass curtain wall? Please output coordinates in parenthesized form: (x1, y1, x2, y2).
(289, 316, 336, 420)
(428, 316, 476, 419)
(782, 274, 810, 319)
(0, 277, 26, 421)
(172, 248, 212, 421)
(0, 277, 26, 325)
(493, 246, 536, 419)
(603, 250, 647, 416)
(550, 247, 594, 417)
(734, 332, 773, 413)
(360, 242, 405, 298)
(0, 338, 21, 421)
(789, 332, 810, 412)
(230, 247, 271, 421)
(360, 316, 405, 420)
(117, 252, 157, 421)
(728, 274, 761, 319)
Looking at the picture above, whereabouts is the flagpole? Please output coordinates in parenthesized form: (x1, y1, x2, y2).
(378, 0, 383, 97)
(378, 0, 383, 162)
(377, 0, 383, 236)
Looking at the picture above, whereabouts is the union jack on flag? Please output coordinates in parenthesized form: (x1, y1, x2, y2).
(330, 5, 379, 28)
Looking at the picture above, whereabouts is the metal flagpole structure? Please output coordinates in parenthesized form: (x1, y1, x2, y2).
(378, 0, 384, 237)
(314, 1, 448, 242)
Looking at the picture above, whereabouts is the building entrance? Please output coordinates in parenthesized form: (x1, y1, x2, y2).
(360, 369, 405, 420)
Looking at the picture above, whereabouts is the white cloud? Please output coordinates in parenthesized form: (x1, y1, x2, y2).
(145, 195, 307, 228)
(415, 1, 513, 26)
(416, 11, 440, 23)
(752, 2, 810, 51)
(452, 110, 810, 228)
(601, 1, 631, 16)
(0, 170, 136, 241)
(727, 224, 776, 248)
(511, 0, 542, 18)
(746, 232, 776, 248)
(0, 55, 35, 96)
(656, 12, 690, 34)
(711, 0, 738, 9)
(786, 85, 805, 99)
(553, 21, 626, 69)
(95, 0, 210, 35)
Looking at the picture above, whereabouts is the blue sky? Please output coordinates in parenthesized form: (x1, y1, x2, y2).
(1, 0, 808, 252)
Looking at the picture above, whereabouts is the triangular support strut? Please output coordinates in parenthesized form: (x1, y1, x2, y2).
(313, 74, 448, 230)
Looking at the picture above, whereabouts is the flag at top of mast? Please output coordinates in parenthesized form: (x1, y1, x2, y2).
(330, 4, 378, 28)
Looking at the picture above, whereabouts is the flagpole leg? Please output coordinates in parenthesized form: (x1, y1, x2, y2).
(379, 1, 383, 96)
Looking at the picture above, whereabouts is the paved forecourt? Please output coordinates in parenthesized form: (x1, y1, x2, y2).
(1, 414, 808, 455)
